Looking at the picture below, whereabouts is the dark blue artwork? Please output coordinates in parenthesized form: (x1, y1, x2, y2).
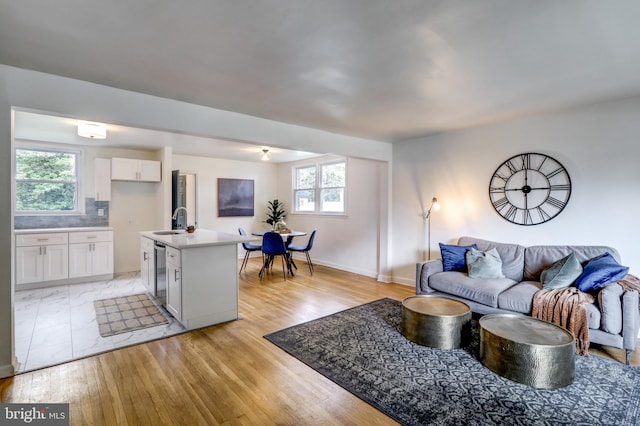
(218, 178, 254, 217)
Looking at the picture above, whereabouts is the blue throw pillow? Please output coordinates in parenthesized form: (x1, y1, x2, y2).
(575, 252, 629, 292)
(439, 243, 477, 272)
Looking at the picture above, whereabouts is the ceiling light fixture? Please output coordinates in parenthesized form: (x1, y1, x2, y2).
(77, 121, 107, 139)
(261, 148, 270, 161)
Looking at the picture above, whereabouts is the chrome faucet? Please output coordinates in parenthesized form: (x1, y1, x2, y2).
(172, 206, 189, 229)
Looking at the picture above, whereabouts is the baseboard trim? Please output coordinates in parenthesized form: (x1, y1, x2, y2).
(0, 363, 15, 378)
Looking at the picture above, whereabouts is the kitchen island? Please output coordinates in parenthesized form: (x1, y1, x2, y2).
(140, 229, 257, 330)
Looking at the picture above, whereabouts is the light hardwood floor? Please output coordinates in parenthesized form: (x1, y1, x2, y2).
(1, 258, 638, 425)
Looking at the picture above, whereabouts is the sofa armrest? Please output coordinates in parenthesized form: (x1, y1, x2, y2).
(622, 289, 640, 351)
(416, 260, 443, 294)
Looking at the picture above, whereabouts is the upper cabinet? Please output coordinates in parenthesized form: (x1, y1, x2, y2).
(111, 158, 161, 182)
(94, 158, 111, 201)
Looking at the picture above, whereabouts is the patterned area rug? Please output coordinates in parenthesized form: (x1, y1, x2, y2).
(265, 298, 640, 426)
(94, 293, 169, 337)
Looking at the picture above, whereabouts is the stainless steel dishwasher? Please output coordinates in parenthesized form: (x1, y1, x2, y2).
(154, 242, 167, 307)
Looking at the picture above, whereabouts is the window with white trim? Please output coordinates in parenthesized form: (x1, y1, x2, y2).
(293, 160, 346, 213)
(15, 146, 81, 214)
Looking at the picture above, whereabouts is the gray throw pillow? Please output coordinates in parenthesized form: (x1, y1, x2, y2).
(541, 252, 583, 289)
(465, 248, 505, 279)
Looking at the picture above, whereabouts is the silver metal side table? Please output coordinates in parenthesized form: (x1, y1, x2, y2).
(401, 295, 471, 349)
(479, 314, 575, 389)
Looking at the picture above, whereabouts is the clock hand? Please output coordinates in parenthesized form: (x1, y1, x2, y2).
(504, 186, 550, 192)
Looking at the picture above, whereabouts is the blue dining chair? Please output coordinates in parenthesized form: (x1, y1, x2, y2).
(260, 231, 290, 280)
(238, 228, 262, 274)
(288, 229, 317, 275)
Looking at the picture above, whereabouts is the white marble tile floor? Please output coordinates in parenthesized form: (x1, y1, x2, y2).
(14, 272, 185, 373)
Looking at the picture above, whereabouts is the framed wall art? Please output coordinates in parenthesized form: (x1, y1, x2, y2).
(218, 178, 255, 217)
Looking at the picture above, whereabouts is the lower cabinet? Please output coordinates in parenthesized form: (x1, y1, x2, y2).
(68, 231, 114, 278)
(156, 242, 239, 329)
(15, 229, 113, 288)
(68, 241, 114, 278)
(140, 237, 155, 294)
(15, 232, 69, 287)
(16, 244, 69, 285)
(165, 246, 182, 320)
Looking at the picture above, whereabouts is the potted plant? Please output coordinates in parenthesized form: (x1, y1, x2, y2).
(264, 199, 286, 230)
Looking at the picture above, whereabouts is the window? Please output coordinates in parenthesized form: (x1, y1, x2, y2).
(15, 147, 81, 214)
(293, 160, 346, 213)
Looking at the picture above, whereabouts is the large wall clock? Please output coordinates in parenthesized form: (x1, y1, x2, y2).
(489, 153, 571, 226)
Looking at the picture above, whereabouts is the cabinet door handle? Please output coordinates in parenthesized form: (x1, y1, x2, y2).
(37, 238, 48, 242)
(143, 252, 148, 261)
(39, 247, 42, 255)
(43, 246, 46, 256)
(87, 236, 97, 239)
(175, 270, 179, 281)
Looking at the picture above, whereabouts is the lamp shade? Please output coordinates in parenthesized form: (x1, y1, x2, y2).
(78, 122, 107, 139)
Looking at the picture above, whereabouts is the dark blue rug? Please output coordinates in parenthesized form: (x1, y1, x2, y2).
(264, 298, 640, 426)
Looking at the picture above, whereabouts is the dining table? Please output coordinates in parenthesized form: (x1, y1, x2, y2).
(252, 230, 307, 276)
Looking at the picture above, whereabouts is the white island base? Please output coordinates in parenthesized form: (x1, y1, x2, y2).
(141, 229, 257, 330)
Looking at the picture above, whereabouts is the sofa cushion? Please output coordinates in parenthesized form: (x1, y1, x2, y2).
(458, 236, 525, 281)
(598, 283, 623, 334)
(429, 271, 517, 308)
(540, 252, 582, 289)
(439, 243, 477, 272)
(575, 252, 629, 292)
(585, 302, 601, 330)
(497, 281, 542, 314)
(466, 248, 505, 279)
(524, 245, 620, 281)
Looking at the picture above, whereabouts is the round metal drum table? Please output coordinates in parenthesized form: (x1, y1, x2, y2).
(401, 295, 471, 349)
(479, 314, 575, 389)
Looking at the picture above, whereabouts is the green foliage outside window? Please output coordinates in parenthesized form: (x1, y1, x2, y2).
(294, 160, 346, 213)
(15, 148, 78, 212)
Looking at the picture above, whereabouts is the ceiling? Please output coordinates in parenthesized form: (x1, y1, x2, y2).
(3, 1, 640, 146)
(13, 110, 321, 163)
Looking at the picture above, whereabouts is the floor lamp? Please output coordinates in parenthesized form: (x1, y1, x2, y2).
(422, 197, 440, 260)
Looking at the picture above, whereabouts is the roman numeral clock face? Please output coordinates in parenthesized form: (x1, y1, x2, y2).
(489, 153, 571, 225)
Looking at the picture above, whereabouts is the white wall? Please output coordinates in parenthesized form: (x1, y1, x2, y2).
(277, 156, 383, 278)
(172, 154, 278, 236)
(391, 96, 640, 284)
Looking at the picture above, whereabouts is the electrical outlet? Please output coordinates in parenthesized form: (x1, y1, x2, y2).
(98, 208, 105, 216)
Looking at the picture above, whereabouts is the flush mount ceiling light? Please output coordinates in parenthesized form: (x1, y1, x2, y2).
(260, 148, 271, 161)
(77, 121, 107, 139)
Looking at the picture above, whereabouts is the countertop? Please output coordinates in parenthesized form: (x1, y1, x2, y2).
(140, 229, 257, 249)
(15, 227, 114, 234)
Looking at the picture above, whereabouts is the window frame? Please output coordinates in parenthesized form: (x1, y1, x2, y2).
(292, 158, 347, 215)
(14, 144, 84, 216)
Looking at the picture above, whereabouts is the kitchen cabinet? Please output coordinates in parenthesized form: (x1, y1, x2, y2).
(16, 245, 68, 285)
(140, 237, 155, 294)
(68, 231, 114, 278)
(94, 158, 111, 201)
(111, 157, 161, 182)
(139, 229, 250, 330)
(165, 246, 182, 320)
(15, 233, 69, 286)
(15, 228, 114, 289)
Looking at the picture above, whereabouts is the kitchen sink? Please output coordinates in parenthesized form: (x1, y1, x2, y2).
(153, 230, 183, 235)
